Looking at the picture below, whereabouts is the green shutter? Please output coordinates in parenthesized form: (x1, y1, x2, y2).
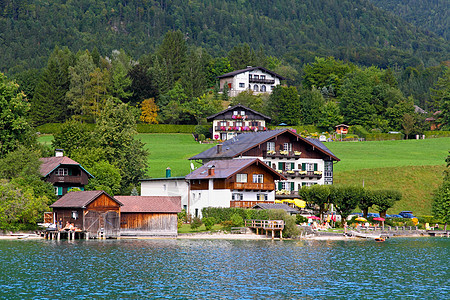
(57, 186, 63, 196)
(68, 169, 72, 176)
(290, 182, 294, 191)
(302, 182, 307, 186)
(278, 162, 283, 170)
(314, 163, 318, 171)
(302, 163, 306, 171)
(291, 163, 295, 170)
(278, 182, 283, 190)
(80, 187, 84, 191)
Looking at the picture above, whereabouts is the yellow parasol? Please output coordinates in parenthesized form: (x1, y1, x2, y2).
(293, 199, 306, 208)
(274, 200, 283, 203)
(355, 217, 367, 222)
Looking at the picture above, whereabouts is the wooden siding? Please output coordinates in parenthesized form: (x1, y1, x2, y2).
(213, 179, 227, 189)
(53, 208, 84, 229)
(213, 110, 266, 121)
(47, 167, 89, 185)
(225, 163, 278, 190)
(86, 194, 121, 213)
(120, 213, 178, 236)
(190, 179, 209, 190)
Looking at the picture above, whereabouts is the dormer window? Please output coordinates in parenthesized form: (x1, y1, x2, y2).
(240, 111, 245, 115)
(233, 111, 238, 115)
(56, 168, 68, 176)
(261, 75, 265, 80)
(254, 75, 259, 79)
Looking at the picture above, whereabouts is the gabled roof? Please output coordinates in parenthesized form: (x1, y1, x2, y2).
(335, 124, 349, 128)
(217, 66, 286, 80)
(206, 104, 271, 122)
(189, 129, 339, 161)
(252, 203, 298, 214)
(115, 196, 181, 213)
(50, 191, 122, 208)
(39, 156, 93, 178)
(185, 158, 286, 181)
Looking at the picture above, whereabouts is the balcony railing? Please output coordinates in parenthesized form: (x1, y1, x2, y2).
(278, 170, 322, 179)
(215, 126, 267, 132)
(49, 174, 86, 184)
(265, 150, 302, 158)
(230, 200, 274, 208)
(229, 182, 275, 190)
(249, 78, 275, 84)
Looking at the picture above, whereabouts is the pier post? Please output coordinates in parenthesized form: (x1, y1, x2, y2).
(271, 230, 274, 240)
(57, 231, 60, 240)
(280, 230, 283, 240)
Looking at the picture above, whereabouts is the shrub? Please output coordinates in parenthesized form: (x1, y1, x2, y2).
(268, 209, 300, 238)
(230, 213, 244, 227)
(349, 125, 369, 138)
(136, 124, 198, 133)
(296, 215, 308, 225)
(190, 217, 202, 230)
(202, 217, 216, 231)
(424, 131, 450, 138)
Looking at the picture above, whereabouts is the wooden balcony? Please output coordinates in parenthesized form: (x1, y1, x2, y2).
(229, 182, 275, 190)
(265, 151, 302, 159)
(215, 126, 267, 132)
(280, 170, 322, 179)
(230, 200, 274, 208)
(48, 174, 87, 185)
(249, 78, 275, 84)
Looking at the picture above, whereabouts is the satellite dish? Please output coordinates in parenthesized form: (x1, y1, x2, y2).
(190, 162, 195, 170)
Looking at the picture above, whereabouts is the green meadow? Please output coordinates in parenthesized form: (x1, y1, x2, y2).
(38, 134, 449, 215)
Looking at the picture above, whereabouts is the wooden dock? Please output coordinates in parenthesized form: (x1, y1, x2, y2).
(244, 219, 284, 239)
(41, 230, 91, 240)
(427, 230, 450, 237)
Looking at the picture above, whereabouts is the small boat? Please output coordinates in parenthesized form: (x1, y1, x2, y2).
(374, 237, 385, 242)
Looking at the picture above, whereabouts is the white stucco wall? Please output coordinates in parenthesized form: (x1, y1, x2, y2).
(140, 179, 189, 209)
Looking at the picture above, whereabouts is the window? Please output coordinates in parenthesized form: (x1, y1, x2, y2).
(324, 161, 333, 178)
(240, 111, 245, 115)
(236, 121, 243, 127)
(253, 174, 264, 183)
(55, 186, 63, 196)
(220, 121, 227, 126)
(257, 194, 268, 201)
(232, 193, 243, 200)
(233, 111, 238, 115)
(261, 85, 266, 92)
(56, 168, 68, 176)
(254, 75, 259, 79)
(239, 83, 245, 88)
(279, 181, 294, 191)
(236, 174, 247, 183)
(301, 163, 318, 172)
(250, 121, 259, 126)
(284, 143, 292, 152)
(302, 182, 317, 187)
(72, 211, 78, 220)
(260, 75, 266, 80)
(253, 85, 259, 92)
(267, 142, 275, 151)
(264, 161, 271, 166)
(249, 74, 252, 80)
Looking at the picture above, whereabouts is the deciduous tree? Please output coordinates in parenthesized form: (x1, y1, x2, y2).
(140, 98, 159, 124)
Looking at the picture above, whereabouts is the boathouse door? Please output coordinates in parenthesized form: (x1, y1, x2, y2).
(84, 210, 120, 238)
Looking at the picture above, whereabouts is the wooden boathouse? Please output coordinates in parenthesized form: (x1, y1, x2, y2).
(50, 190, 123, 239)
(115, 196, 181, 237)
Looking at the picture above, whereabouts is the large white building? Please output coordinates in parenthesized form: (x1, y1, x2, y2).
(218, 66, 285, 97)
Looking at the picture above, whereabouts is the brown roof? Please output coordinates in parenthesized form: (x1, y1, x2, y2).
(50, 191, 122, 208)
(185, 158, 286, 181)
(115, 196, 181, 213)
(39, 156, 92, 177)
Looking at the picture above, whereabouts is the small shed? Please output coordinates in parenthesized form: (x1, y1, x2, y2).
(335, 124, 349, 134)
(50, 191, 122, 238)
(115, 196, 181, 237)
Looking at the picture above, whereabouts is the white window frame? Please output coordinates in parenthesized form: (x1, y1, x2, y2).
(306, 163, 315, 171)
(239, 83, 245, 88)
(232, 193, 243, 201)
(261, 85, 266, 92)
(236, 121, 243, 127)
(267, 142, 275, 151)
(236, 174, 247, 183)
(240, 111, 245, 115)
(257, 194, 268, 201)
(220, 121, 227, 126)
(253, 84, 259, 92)
(281, 182, 293, 191)
(283, 143, 292, 152)
(253, 174, 264, 183)
(56, 168, 68, 176)
(233, 111, 238, 115)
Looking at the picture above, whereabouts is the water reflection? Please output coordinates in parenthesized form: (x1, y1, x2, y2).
(0, 238, 448, 299)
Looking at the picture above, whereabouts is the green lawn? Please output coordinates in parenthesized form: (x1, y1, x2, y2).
(325, 138, 450, 173)
(137, 133, 214, 178)
(38, 134, 54, 146)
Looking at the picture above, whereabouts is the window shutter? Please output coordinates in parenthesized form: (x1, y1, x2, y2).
(68, 169, 72, 176)
(80, 187, 84, 191)
(57, 187, 63, 196)
(290, 182, 294, 191)
(314, 163, 318, 171)
(278, 182, 283, 190)
(302, 182, 307, 186)
(278, 162, 283, 170)
(291, 163, 295, 170)
(302, 163, 306, 171)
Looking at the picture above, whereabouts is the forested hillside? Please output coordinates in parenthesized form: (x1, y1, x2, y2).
(0, 0, 449, 74)
(370, 0, 449, 41)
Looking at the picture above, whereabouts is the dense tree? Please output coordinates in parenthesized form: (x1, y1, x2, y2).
(157, 30, 187, 86)
(140, 98, 159, 124)
(0, 72, 35, 158)
(329, 185, 363, 224)
(229, 90, 266, 113)
(51, 120, 94, 157)
(108, 50, 133, 101)
(127, 63, 157, 106)
(267, 86, 301, 125)
(359, 189, 376, 219)
(431, 67, 450, 129)
(432, 152, 450, 230)
(373, 190, 402, 218)
(299, 88, 325, 126)
(300, 185, 330, 221)
(30, 47, 74, 125)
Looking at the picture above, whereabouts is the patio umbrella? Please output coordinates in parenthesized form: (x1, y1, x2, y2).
(355, 217, 367, 222)
(373, 217, 385, 221)
(308, 216, 321, 220)
(293, 199, 306, 209)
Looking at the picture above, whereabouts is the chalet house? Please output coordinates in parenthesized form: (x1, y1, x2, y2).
(40, 149, 93, 197)
(50, 191, 122, 239)
(185, 158, 286, 217)
(115, 196, 181, 237)
(189, 129, 340, 198)
(218, 66, 286, 97)
(207, 104, 271, 141)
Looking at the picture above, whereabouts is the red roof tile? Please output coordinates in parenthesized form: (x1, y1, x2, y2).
(115, 196, 181, 213)
(50, 191, 122, 208)
(39, 156, 81, 177)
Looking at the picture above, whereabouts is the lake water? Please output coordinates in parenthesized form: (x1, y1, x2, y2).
(0, 237, 448, 299)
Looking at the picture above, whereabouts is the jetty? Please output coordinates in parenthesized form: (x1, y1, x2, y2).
(244, 219, 284, 239)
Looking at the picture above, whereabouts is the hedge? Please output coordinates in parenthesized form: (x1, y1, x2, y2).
(269, 125, 325, 135)
(424, 131, 450, 138)
(35, 123, 96, 134)
(365, 133, 403, 141)
(137, 124, 200, 133)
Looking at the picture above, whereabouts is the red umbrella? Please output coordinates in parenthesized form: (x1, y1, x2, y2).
(373, 217, 385, 221)
(308, 216, 321, 220)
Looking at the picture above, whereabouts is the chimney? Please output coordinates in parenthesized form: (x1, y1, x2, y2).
(55, 149, 64, 157)
(208, 165, 215, 176)
(216, 144, 223, 154)
(166, 167, 171, 178)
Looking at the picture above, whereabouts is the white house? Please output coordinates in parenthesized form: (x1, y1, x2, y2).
(218, 66, 286, 97)
(207, 104, 271, 141)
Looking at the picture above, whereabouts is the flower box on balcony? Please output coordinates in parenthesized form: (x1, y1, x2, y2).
(294, 151, 302, 156)
(267, 150, 275, 155)
(280, 150, 289, 155)
(314, 171, 322, 175)
(276, 169, 283, 173)
(299, 171, 307, 175)
(286, 170, 295, 174)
